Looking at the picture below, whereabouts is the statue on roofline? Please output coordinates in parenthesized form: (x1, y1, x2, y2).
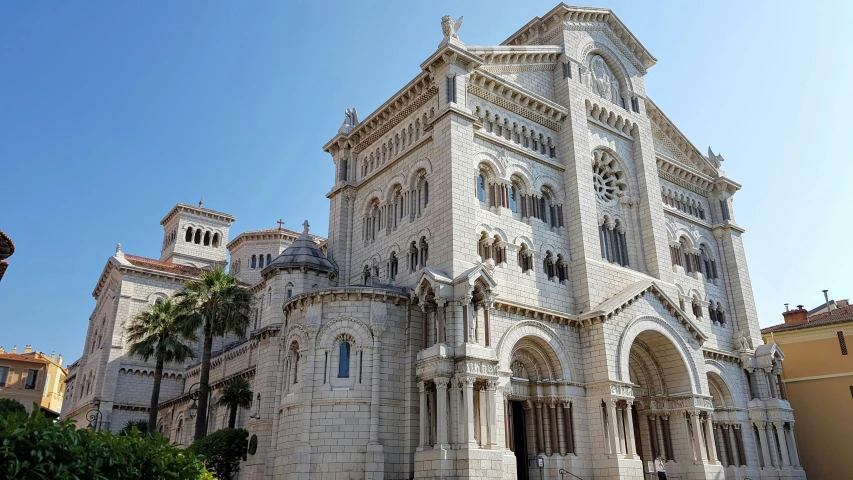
(441, 15, 463, 42)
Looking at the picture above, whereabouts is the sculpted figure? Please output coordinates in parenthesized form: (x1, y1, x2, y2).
(441, 15, 464, 40)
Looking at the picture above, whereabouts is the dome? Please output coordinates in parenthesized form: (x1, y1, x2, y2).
(263, 221, 335, 274)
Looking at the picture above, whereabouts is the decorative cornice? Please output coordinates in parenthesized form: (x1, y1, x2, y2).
(282, 286, 411, 316)
(323, 73, 436, 154)
(493, 298, 577, 326)
(468, 70, 567, 131)
(160, 203, 236, 227)
(702, 348, 742, 366)
(647, 100, 717, 177)
(657, 167, 712, 198)
(351, 87, 438, 155)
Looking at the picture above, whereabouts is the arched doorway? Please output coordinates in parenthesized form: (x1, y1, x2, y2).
(506, 335, 573, 480)
(707, 371, 747, 473)
(626, 329, 712, 473)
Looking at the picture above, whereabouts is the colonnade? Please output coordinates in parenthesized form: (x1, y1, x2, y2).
(417, 376, 498, 450)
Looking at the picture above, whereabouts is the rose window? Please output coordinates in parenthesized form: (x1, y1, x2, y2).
(592, 150, 626, 205)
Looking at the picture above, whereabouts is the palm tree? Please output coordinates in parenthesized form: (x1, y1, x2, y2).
(217, 377, 253, 429)
(126, 298, 196, 433)
(175, 267, 252, 440)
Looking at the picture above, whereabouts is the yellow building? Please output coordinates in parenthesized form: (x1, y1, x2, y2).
(761, 302, 853, 480)
(0, 345, 67, 416)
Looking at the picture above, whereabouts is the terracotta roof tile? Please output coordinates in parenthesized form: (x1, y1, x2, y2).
(123, 254, 204, 278)
(761, 304, 853, 333)
(0, 353, 48, 364)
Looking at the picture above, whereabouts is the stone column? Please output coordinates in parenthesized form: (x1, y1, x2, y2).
(366, 326, 385, 480)
(421, 306, 429, 349)
(624, 402, 637, 458)
(775, 422, 791, 467)
(435, 377, 449, 448)
(526, 404, 538, 453)
(487, 380, 498, 448)
(418, 381, 427, 450)
(703, 415, 718, 464)
(788, 424, 801, 467)
(755, 422, 772, 467)
(534, 401, 545, 454)
(462, 377, 477, 446)
(765, 423, 778, 467)
(721, 424, 734, 466)
(547, 401, 558, 455)
(690, 412, 707, 462)
(734, 425, 747, 467)
(478, 385, 488, 446)
(436, 300, 447, 344)
(766, 370, 777, 398)
(504, 394, 512, 451)
(662, 415, 674, 460)
(449, 377, 459, 446)
(483, 298, 493, 347)
(562, 401, 574, 454)
(609, 399, 622, 456)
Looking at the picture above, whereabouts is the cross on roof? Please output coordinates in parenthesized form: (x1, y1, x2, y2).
(198, 199, 203, 208)
(277, 219, 285, 230)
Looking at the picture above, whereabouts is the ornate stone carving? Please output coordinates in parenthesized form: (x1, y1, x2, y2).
(338, 108, 359, 135)
(455, 360, 498, 378)
(441, 15, 463, 42)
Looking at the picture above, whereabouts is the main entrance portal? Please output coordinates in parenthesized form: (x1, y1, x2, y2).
(510, 401, 529, 480)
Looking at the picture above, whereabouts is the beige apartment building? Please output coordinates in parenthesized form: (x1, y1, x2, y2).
(761, 301, 853, 480)
(0, 345, 67, 416)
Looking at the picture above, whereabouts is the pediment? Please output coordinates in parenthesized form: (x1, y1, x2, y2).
(501, 5, 656, 74)
(581, 279, 707, 344)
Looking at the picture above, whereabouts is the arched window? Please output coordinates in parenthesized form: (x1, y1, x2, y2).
(518, 243, 533, 273)
(692, 298, 702, 318)
(543, 251, 556, 280)
(492, 235, 506, 264)
(423, 181, 429, 207)
(194, 229, 201, 244)
(185, 227, 193, 243)
(338, 342, 351, 378)
(476, 174, 486, 202)
(700, 246, 718, 280)
(251, 255, 257, 269)
(268, 287, 272, 306)
(203, 231, 211, 246)
(409, 241, 419, 271)
(419, 237, 429, 266)
(509, 185, 518, 212)
(600, 218, 629, 267)
(557, 254, 568, 282)
(286, 283, 293, 299)
(389, 252, 398, 280)
(266, 254, 272, 266)
(291, 344, 300, 384)
(716, 303, 726, 325)
(175, 418, 183, 442)
(212, 233, 220, 248)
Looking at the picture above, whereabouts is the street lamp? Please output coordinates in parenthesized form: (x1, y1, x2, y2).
(187, 382, 211, 436)
(86, 398, 102, 430)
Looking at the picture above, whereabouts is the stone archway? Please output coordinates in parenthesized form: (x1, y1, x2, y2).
(504, 333, 575, 480)
(625, 328, 717, 476)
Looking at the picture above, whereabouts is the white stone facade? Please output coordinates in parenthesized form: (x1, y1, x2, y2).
(64, 5, 806, 480)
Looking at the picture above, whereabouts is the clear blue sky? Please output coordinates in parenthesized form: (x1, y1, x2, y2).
(1, 1, 851, 362)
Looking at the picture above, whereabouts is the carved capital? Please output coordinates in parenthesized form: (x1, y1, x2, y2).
(434, 377, 450, 389)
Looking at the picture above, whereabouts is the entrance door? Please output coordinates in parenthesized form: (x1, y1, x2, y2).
(511, 401, 529, 480)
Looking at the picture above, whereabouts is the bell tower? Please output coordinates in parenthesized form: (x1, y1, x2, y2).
(159, 201, 236, 269)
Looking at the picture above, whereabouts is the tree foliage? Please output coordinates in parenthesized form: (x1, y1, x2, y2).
(217, 377, 253, 429)
(0, 398, 26, 417)
(0, 409, 213, 480)
(175, 267, 252, 439)
(126, 296, 197, 432)
(188, 428, 249, 480)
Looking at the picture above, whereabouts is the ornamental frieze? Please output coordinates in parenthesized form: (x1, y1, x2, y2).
(455, 359, 498, 378)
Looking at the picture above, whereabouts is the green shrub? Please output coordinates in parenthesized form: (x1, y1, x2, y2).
(189, 428, 249, 479)
(0, 409, 213, 480)
(0, 398, 26, 417)
(120, 419, 150, 435)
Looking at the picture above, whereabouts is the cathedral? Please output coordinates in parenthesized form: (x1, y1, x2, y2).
(60, 5, 806, 480)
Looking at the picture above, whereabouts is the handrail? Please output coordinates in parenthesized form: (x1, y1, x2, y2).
(558, 468, 585, 480)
